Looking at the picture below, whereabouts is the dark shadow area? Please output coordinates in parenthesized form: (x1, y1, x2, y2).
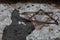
(2, 9, 35, 40)
(54, 38, 60, 40)
(0, 0, 60, 4)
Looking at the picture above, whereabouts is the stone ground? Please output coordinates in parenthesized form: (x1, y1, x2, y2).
(0, 3, 60, 40)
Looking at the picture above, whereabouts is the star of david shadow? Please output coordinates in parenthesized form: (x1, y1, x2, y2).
(2, 9, 35, 40)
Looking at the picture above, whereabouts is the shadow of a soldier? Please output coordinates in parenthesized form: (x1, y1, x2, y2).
(2, 9, 35, 40)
